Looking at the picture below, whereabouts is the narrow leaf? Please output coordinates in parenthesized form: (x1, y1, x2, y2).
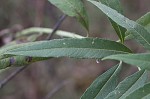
(99, 0, 126, 43)
(88, 0, 150, 50)
(103, 53, 150, 70)
(99, 0, 123, 13)
(81, 62, 122, 99)
(125, 12, 150, 40)
(143, 94, 150, 99)
(126, 82, 150, 99)
(48, 0, 89, 31)
(5, 38, 132, 58)
(0, 41, 44, 59)
(137, 12, 150, 32)
(105, 70, 148, 99)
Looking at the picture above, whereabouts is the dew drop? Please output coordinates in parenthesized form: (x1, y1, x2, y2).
(96, 59, 100, 63)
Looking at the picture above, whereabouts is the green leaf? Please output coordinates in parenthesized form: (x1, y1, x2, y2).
(0, 41, 44, 59)
(143, 94, 150, 99)
(48, 0, 89, 31)
(125, 12, 150, 40)
(103, 53, 150, 70)
(105, 70, 148, 99)
(126, 82, 150, 99)
(4, 38, 131, 58)
(99, 0, 126, 43)
(81, 62, 122, 99)
(88, 0, 150, 50)
(99, 0, 123, 13)
(137, 12, 150, 32)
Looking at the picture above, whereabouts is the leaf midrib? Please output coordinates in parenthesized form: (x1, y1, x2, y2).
(7, 47, 131, 54)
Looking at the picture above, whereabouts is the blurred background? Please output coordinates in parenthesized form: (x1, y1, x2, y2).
(0, 0, 150, 99)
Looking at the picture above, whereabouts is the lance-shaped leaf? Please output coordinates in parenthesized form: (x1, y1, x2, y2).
(137, 12, 150, 32)
(81, 62, 122, 99)
(48, 0, 89, 31)
(88, 0, 150, 50)
(5, 38, 131, 58)
(143, 94, 150, 99)
(0, 40, 45, 59)
(99, 0, 126, 43)
(103, 53, 150, 70)
(125, 12, 150, 40)
(126, 82, 150, 99)
(105, 70, 148, 99)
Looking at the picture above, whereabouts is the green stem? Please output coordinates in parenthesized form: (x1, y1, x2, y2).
(16, 27, 84, 38)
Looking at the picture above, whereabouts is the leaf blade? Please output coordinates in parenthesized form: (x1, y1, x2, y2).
(99, 0, 126, 43)
(81, 63, 122, 99)
(88, 0, 150, 50)
(103, 53, 150, 70)
(104, 70, 148, 99)
(126, 82, 150, 99)
(48, 0, 89, 31)
(125, 12, 150, 40)
(5, 38, 132, 58)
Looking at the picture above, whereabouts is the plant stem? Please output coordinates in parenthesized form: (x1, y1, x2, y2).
(47, 14, 67, 40)
(44, 79, 72, 99)
(16, 27, 83, 39)
(0, 14, 68, 89)
(0, 66, 27, 88)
